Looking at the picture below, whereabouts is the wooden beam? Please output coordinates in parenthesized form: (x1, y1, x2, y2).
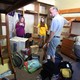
(59, 8, 80, 21)
(0, 0, 15, 5)
(64, 17, 80, 21)
(0, 9, 6, 13)
(16, 10, 38, 15)
(59, 8, 80, 14)
(6, 0, 37, 14)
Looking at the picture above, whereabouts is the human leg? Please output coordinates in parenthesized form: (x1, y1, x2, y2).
(46, 37, 60, 63)
(38, 35, 43, 48)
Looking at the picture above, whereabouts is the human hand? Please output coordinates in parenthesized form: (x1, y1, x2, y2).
(34, 25, 37, 28)
(43, 43, 49, 48)
(70, 18, 76, 22)
(43, 43, 47, 48)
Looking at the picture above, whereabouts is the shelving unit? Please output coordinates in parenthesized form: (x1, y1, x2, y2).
(17, 2, 52, 34)
(0, 0, 38, 79)
(33, 2, 51, 34)
(0, 13, 16, 79)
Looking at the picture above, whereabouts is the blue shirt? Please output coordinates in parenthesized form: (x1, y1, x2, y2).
(50, 14, 68, 37)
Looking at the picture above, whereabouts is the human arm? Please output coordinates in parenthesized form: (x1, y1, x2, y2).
(47, 31, 55, 43)
(64, 18, 76, 25)
(45, 24, 48, 31)
(34, 23, 40, 29)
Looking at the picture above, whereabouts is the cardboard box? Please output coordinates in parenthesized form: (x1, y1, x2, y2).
(30, 45, 39, 54)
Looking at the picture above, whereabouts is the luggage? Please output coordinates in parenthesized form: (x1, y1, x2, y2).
(25, 33, 32, 38)
(26, 40, 34, 48)
(21, 48, 31, 60)
(24, 59, 42, 73)
(74, 36, 80, 60)
(59, 61, 73, 80)
(74, 44, 80, 60)
(12, 52, 24, 69)
(32, 54, 40, 60)
(40, 60, 55, 80)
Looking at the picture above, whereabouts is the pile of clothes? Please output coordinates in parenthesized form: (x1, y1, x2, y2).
(74, 36, 80, 59)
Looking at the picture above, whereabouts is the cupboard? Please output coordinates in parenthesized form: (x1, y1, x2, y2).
(60, 38, 77, 60)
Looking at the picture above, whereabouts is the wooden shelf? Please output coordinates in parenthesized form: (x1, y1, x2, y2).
(0, 14, 16, 79)
(0, 35, 6, 39)
(59, 8, 80, 21)
(0, 0, 37, 14)
(25, 10, 38, 14)
(39, 13, 47, 16)
(17, 10, 38, 14)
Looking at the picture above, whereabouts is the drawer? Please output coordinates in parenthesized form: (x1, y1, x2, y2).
(61, 47, 73, 54)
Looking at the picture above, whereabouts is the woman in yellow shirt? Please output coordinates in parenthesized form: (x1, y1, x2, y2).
(37, 17, 48, 48)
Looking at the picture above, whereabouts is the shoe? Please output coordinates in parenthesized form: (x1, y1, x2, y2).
(51, 74, 59, 80)
(36, 74, 42, 80)
(42, 60, 47, 64)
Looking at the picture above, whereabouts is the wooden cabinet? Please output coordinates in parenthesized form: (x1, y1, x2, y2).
(60, 38, 77, 60)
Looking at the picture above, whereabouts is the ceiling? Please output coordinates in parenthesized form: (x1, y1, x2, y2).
(0, 0, 37, 14)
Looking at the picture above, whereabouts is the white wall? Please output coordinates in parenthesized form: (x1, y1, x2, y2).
(8, 12, 19, 38)
(24, 14, 34, 33)
(37, 0, 55, 5)
(55, 0, 80, 18)
(55, 0, 80, 10)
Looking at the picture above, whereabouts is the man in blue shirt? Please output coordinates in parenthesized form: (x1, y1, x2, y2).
(46, 6, 75, 63)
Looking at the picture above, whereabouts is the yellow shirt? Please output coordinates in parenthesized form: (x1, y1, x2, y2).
(37, 23, 48, 36)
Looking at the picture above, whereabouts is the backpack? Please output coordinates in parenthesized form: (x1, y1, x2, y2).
(12, 53, 24, 69)
(59, 61, 73, 80)
(40, 53, 63, 80)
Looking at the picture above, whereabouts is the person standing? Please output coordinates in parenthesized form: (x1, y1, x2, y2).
(37, 17, 48, 48)
(46, 6, 75, 63)
(15, 15, 25, 37)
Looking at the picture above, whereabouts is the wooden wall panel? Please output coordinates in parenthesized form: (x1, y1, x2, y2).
(64, 17, 80, 21)
(59, 8, 80, 14)
(59, 8, 80, 21)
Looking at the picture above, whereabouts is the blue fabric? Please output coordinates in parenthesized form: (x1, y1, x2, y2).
(50, 14, 68, 36)
(8, 11, 15, 16)
(47, 37, 60, 56)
